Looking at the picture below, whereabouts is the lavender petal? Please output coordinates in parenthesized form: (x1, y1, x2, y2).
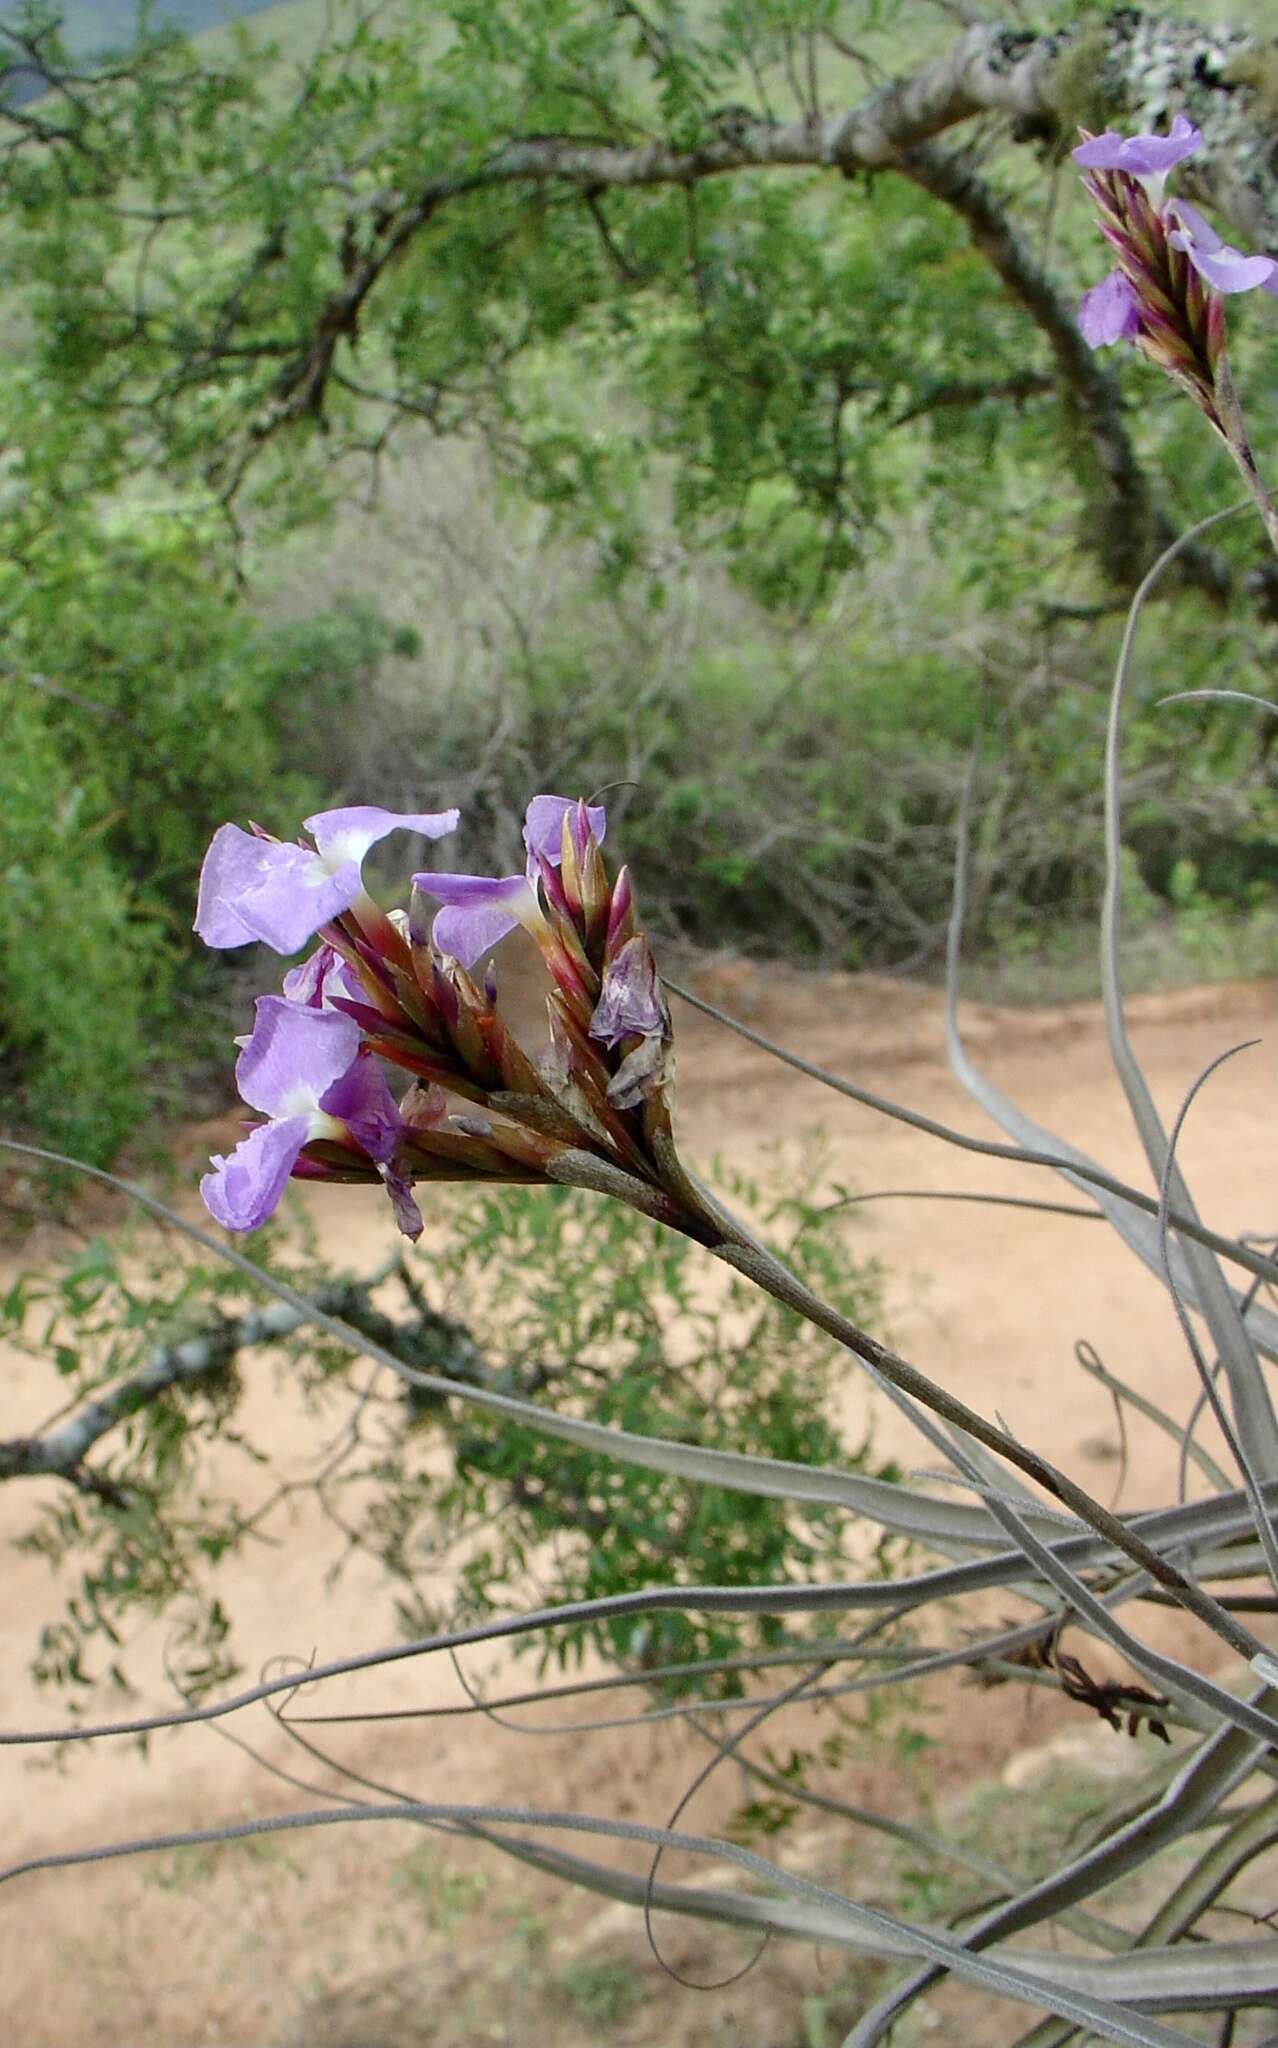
(194, 824, 361, 954)
(415, 870, 533, 966)
(1077, 269, 1142, 347)
(1072, 114, 1199, 176)
(235, 996, 363, 1118)
(194, 824, 271, 947)
(1166, 198, 1221, 255)
(522, 794, 607, 865)
(305, 804, 459, 868)
(201, 1115, 312, 1231)
(1171, 218, 1278, 295)
(320, 1053, 403, 1164)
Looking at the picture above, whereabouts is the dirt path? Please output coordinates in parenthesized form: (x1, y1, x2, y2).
(1, 964, 1274, 2046)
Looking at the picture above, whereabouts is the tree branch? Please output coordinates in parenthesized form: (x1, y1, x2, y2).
(286, 14, 1277, 246)
(239, 10, 1277, 600)
(895, 141, 1231, 600)
(0, 1265, 478, 1492)
(9, 11, 1274, 596)
(890, 366, 1055, 426)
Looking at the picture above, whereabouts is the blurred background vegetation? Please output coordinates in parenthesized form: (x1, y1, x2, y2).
(3, 0, 1277, 1169)
(2, 1161, 893, 1703)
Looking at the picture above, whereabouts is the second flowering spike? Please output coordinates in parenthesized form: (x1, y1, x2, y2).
(1071, 117, 1278, 440)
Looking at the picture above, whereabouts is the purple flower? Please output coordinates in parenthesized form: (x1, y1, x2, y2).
(1072, 116, 1278, 363)
(1077, 268, 1142, 347)
(195, 804, 459, 956)
(416, 794, 606, 968)
(201, 1118, 321, 1236)
(319, 1050, 424, 1238)
(202, 999, 359, 1230)
(201, 997, 421, 1236)
(423, 870, 535, 968)
(589, 937, 666, 1048)
(1167, 199, 1278, 296)
(1072, 113, 1200, 179)
(281, 942, 362, 1008)
(523, 794, 607, 865)
(232, 995, 360, 1123)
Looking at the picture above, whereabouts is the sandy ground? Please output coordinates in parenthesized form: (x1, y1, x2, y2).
(1, 960, 1275, 2045)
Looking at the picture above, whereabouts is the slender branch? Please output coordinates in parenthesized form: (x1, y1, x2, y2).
(250, 18, 1274, 361)
(664, 978, 1278, 1291)
(712, 1228, 1262, 1662)
(890, 366, 1054, 425)
(0, 1261, 445, 1488)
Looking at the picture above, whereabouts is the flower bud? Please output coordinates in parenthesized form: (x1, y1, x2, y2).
(604, 865, 636, 960)
(557, 806, 584, 916)
(578, 831, 612, 953)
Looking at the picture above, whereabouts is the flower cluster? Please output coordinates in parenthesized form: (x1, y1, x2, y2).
(1073, 115, 1277, 429)
(194, 797, 680, 1241)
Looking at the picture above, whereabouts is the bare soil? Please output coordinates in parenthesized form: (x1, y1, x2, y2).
(1, 962, 1274, 2047)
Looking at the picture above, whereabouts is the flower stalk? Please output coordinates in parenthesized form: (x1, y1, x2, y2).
(1073, 116, 1278, 560)
(190, 790, 1278, 1677)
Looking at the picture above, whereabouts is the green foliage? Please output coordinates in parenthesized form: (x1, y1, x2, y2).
(5, 0, 1278, 1159)
(2, 0, 1271, 599)
(1, 1161, 894, 1705)
(555, 1956, 645, 2028)
(0, 486, 415, 1158)
(5, 1219, 257, 1700)
(5, 516, 287, 919)
(332, 471, 1278, 966)
(426, 1167, 895, 1688)
(0, 692, 156, 1164)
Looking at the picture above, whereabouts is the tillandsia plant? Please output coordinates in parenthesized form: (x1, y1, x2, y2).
(1073, 114, 1278, 557)
(192, 775, 1274, 1658)
(5, 121, 1277, 2036)
(195, 793, 698, 1249)
(19, 698, 1278, 2041)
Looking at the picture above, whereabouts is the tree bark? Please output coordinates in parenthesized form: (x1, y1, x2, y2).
(258, 11, 1277, 599)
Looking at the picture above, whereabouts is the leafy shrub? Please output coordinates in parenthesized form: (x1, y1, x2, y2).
(425, 1168, 894, 1688)
(0, 503, 418, 1163)
(280, 437, 1278, 976)
(0, 696, 156, 1164)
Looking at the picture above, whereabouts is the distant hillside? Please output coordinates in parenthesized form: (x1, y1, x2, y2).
(1, 2, 281, 45)
(1, 1, 284, 99)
